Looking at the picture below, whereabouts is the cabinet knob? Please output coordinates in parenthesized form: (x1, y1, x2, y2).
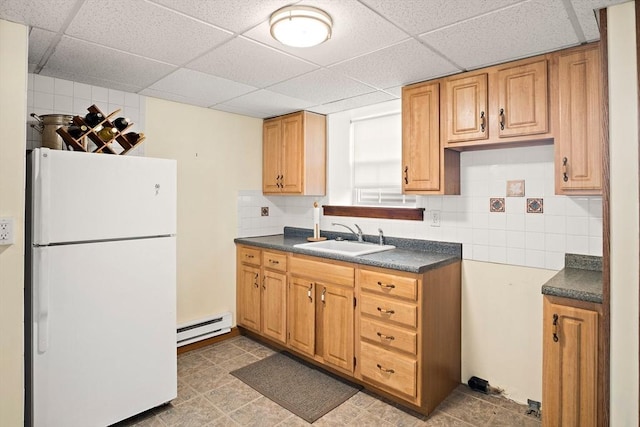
(480, 111, 486, 132)
(562, 157, 569, 182)
(498, 108, 505, 130)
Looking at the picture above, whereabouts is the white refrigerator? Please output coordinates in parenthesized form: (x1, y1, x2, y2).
(25, 148, 178, 427)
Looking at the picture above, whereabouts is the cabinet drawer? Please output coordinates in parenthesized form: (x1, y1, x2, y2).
(360, 294, 417, 328)
(239, 246, 261, 266)
(359, 269, 418, 301)
(262, 251, 287, 272)
(360, 341, 417, 398)
(360, 319, 417, 355)
(290, 256, 354, 287)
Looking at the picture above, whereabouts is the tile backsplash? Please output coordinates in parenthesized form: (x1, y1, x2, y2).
(238, 144, 602, 271)
(27, 73, 146, 155)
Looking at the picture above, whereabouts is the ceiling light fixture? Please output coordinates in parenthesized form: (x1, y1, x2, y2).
(269, 5, 332, 48)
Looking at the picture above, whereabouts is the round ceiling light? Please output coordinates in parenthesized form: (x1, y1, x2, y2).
(269, 6, 333, 48)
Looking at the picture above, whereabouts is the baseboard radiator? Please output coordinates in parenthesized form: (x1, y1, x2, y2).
(176, 312, 232, 347)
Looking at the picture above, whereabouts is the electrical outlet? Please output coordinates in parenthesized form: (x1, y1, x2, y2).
(0, 217, 15, 245)
(430, 210, 441, 227)
(261, 207, 269, 217)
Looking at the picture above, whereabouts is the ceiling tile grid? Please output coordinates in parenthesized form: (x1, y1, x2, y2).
(0, 0, 627, 117)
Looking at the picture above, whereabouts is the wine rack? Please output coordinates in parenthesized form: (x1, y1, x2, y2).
(56, 104, 145, 155)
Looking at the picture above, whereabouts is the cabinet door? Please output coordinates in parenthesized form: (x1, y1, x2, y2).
(262, 270, 287, 344)
(543, 298, 598, 427)
(402, 82, 440, 192)
(555, 46, 602, 194)
(237, 265, 261, 332)
(288, 276, 315, 356)
(281, 114, 303, 193)
(496, 59, 548, 137)
(444, 74, 488, 143)
(320, 284, 354, 372)
(263, 119, 282, 193)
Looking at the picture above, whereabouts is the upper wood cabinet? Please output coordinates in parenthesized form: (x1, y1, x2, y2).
(263, 111, 326, 195)
(442, 56, 550, 149)
(402, 81, 460, 195)
(552, 43, 602, 195)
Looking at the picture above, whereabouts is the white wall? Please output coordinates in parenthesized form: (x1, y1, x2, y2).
(144, 98, 262, 325)
(0, 18, 27, 427)
(608, 2, 640, 424)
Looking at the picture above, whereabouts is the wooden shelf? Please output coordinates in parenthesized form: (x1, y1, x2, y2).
(56, 104, 145, 155)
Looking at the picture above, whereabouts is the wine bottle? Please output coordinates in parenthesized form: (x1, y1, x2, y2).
(84, 112, 104, 127)
(97, 126, 118, 142)
(123, 132, 144, 145)
(67, 125, 88, 139)
(112, 117, 130, 131)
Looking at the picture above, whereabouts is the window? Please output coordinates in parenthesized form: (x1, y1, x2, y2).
(351, 112, 416, 207)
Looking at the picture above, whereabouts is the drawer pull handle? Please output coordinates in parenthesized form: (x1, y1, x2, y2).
(552, 313, 559, 342)
(377, 281, 395, 289)
(499, 108, 505, 130)
(376, 364, 395, 374)
(376, 332, 395, 341)
(307, 283, 313, 302)
(377, 307, 395, 315)
(245, 254, 254, 259)
(253, 273, 259, 288)
(269, 259, 279, 264)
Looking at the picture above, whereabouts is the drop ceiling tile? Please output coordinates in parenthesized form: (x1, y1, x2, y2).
(187, 37, 318, 88)
(420, 0, 580, 70)
(149, 0, 293, 33)
(138, 89, 212, 109)
(307, 91, 397, 115)
(0, 0, 80, 32)
(212, 104, 272, 119)
(383, 86, 402, 98)
(360, 0, 523, 35)
(269, 69, 374, 105)
(221, 90, 315, 117)
(38, 69, 143, 94)
(330, 39, 459, 89)
(65, 0, 233, 65)
(28, 28, 56, 68)
(570, 0, 626, 41)
(242, 0, 408, 66)
(146, 68, 257, 106)
(42, 36, 176, 92)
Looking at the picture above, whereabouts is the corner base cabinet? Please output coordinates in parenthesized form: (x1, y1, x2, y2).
(542, 295, 601, 427)
(236, 243, 461, 416)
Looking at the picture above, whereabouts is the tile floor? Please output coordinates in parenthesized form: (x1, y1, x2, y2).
(116, 335, 542, 427)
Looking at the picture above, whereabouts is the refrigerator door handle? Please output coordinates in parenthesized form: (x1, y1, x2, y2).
(34, 148, 51, 245)
(34, 248, 50, 353)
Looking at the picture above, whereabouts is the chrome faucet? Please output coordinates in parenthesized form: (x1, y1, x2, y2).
(331, 222, 364, 242)
(378, 228, 385, 246)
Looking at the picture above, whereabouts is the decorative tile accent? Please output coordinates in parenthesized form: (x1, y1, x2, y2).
(507, 180, 525, 197)
(527, 198, 544, 213)
(490, 198, 505, 213)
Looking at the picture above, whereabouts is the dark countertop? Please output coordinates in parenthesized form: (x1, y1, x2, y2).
(234, 227, 462, 274)
(541, 254, 603, 303)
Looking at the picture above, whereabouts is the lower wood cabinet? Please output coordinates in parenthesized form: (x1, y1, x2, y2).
(288, 255, 355, 374)
(542, 295, 601, 427)
(236, 244, 461, 416)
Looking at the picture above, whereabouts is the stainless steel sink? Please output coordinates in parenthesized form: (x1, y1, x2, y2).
(293, 239, 395, 257)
